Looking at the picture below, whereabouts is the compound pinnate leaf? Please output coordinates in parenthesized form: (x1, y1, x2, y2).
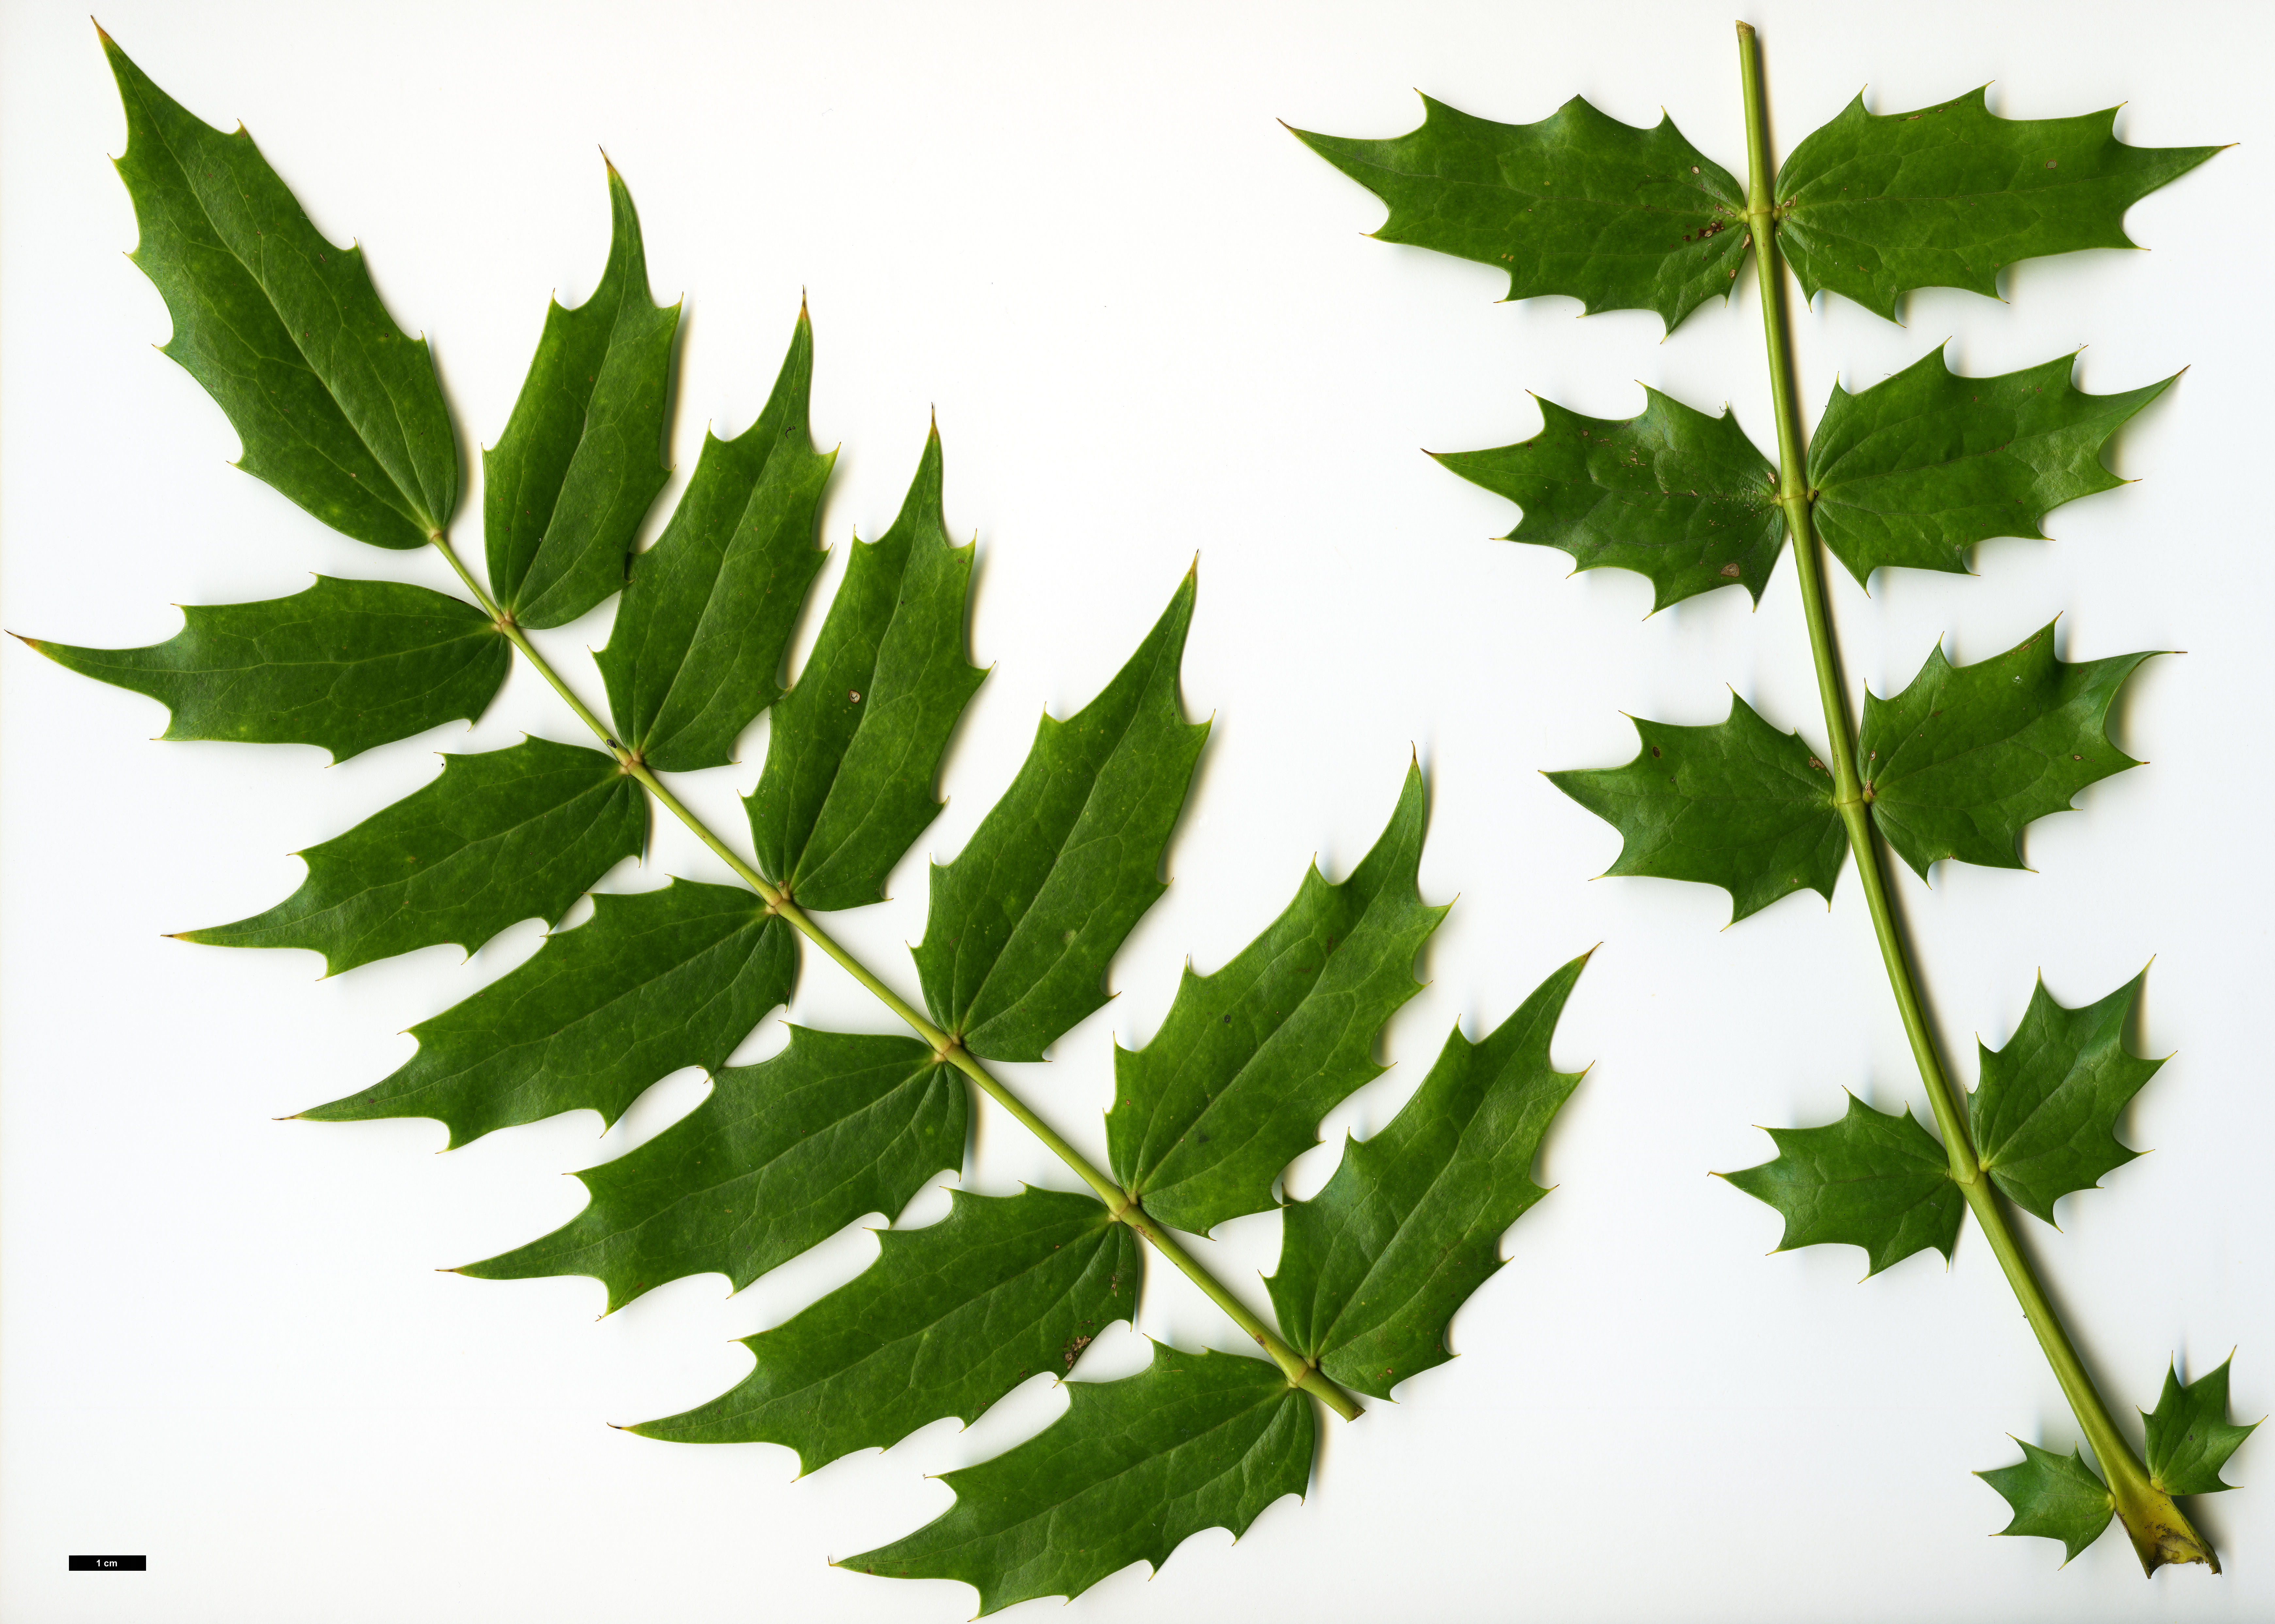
(914, 572, 1207, 1061)
(747, 425, 987, 910)
(1859, 621, 2153, 880)
(1774, 88, 2222, 320)
(103, 34, 459, 549)
(1267, 954, 1588, 1400)
(1291, 95, 1748, 331)
(1108, 764, 1446, 1236)
(1722, 1094, 1962, 1276)
(1978, 1441, 2114, 1564)
(1433, 390, 1781, 610)
(635, 1187, 1139, 1472)
(1969, 972, 2160, 1226)
(1808, 346, 2175, 584)
(180, 736, 643, 976)
(21, 576, 506, 763)
(842, 1344, 1311, 1615)
(1548, 695, 1844, 923)
(486, 165, 680, 630)
(597, 311, 832, 770)
(300, 879, 793, 1148)
(2145, 1358, 2258, 1497)
(459, 1027, 965, 1312)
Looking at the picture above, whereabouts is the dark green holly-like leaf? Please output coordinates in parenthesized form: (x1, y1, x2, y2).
(596, 311, 832, 770)
(914, 572, 1207, 1061)
(1722, 1094, 1962, 1276)
(179, 737, 643, 976)
(634, 1187, 1140, 1472)
(1969, 973, 2160, 1226)
(1107, 764, 1446, 1236)
(1548, 696, 1845, 923)
(458, 1027, 965, 1312)
(102, 33, 459, 549)
(1775, 88, 2222, 320)
(747, 425, 987, 910)
(1978, 1440, 2114, 1564)
(1433, 390, 1782, 610)
(1267, 954, 1587, 1400)
(2145, 1357, 2257, 1497)
(1290, 95, 1748, 332)
(1859, 621, 2154, 880)
(1808, 347, 2175, 584)
(485, 164, 680, 630)
(841, 1344, 1311, 1615)
(20, 576, 506, 762)
(299, 879, 793, 1148)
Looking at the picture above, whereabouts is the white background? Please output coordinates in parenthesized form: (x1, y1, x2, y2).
(3, 1, 2269, 1619)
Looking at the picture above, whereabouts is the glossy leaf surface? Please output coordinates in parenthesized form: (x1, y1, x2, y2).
(1969, 973, 2160, 1226)
(22, 576, 506, 762)
(747, 427, 986, 909)
(1979, 1441, 2114, 1563)
(485, 166, 679, 629)
(2145, 1358, 2257, 1497)
(635, 1187, 1139, 1471)
(842, 1345, 1311, 1614)
(300, 880, 793, 1147)
(1268, 954, 1586, 1398)
(1548, 696, 1844, 923)
(103, 33, 458, 548)
(1291, 95, 1748, 331)
(1808, 347, 2174, 584)
(183, 736, 643, 976)
(1860, 622, 2152, 880)
(914, 573, 1207, 1060)
(1434, 390, 1782, 609)
(1109, 765, 1445, 1235)
(459, 1027, 965, 1311)
(1775, 89, 2221, 320)
(1723, 1094, 1962, 1276)
(597, 312, 831, 769)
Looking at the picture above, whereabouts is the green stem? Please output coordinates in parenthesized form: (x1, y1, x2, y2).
(424, 530, 1361, 1423)
(1732, 23, 2209, 1575)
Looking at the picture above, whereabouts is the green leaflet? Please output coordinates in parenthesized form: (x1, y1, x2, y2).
(914, 572, 1208, 1061)
(747, 426, 987, 909)
(1809, 347, 2175, 584)
(1979, 1441, 2115, 1564)
(300, 879, 793, 1148)
(101, 34, 457, 549)
(180, 737, 644, 976)
(635, 1187, 1140, 1472)
(1860, 621, 2153, 880)
(485, 164, 680, 630)
(1774, 89, 2222, 320)
(1290, 95, 1748, 332)
(459, 1028, 965, 1312)
(1548, 695, 1845, 923)
(2145, 1358, 2258, 1497)
(1433, 391, 1782, 610)
(1969, 973, 2159, 1226)
(597, 312, 833, 769)
(1267, 955, 1587, 1399)
(1722, 1094, 1963, 1276)
(19, 576, 506, 763)
(1107, 764, 1446, 1236)
(841, 1344, 1312, 1614)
